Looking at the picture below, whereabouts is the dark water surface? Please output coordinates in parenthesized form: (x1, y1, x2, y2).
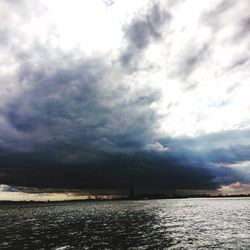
(0, 198, 249, 249)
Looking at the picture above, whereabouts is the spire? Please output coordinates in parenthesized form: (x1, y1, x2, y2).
(129, 181, 135, 198)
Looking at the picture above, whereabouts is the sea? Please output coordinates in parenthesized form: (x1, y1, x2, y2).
(0, 198, 249, 249)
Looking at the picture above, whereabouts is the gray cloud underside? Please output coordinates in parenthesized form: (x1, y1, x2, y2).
(0, 49, 216, 192)
(120, 3, 171, 69)
(0, 0, 250, 194)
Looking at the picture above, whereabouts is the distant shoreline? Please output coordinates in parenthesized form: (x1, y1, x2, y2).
(1, 194, 249, 204)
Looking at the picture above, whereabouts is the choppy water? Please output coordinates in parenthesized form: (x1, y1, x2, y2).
(0, 198, 249, 249)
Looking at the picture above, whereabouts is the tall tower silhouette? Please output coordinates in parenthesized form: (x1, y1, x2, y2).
(129, 181, 135, 198)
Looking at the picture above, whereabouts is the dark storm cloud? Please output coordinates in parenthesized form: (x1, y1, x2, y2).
(2, 125, 249, 193)
(0, 51, 160, 153)
(0, 55, 222, 194)
(0, 0, 249, 195)
(0, 50, 217, 193)
(0, 37, 166, 194)
(0, 146, 218, 194)
(120, 3, 171, 68)
(0, 44, 226, 193)
(4, 57, 106, 133)
(159, 129, 250, 184)
(207, 145, 250, 165)
(160, 129, 250, 151)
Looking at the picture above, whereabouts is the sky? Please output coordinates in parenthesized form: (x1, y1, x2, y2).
(0, 0, 250, 200)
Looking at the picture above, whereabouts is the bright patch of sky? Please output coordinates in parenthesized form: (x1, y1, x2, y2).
(3, 0, 248, 137)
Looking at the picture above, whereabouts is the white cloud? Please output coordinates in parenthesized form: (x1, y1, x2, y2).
(145, 142, 169, 152)
(0, 184, 16, 192)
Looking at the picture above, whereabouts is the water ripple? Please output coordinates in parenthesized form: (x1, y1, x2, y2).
(0, 198, 249, 249)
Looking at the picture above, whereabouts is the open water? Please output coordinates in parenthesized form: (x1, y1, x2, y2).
(0, 198, 249, 249)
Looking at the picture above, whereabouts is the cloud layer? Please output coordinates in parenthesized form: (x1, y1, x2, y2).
(0, 0, 249, 196)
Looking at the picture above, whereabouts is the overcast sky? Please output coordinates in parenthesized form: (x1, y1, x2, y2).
(0, 0, 250, 200)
